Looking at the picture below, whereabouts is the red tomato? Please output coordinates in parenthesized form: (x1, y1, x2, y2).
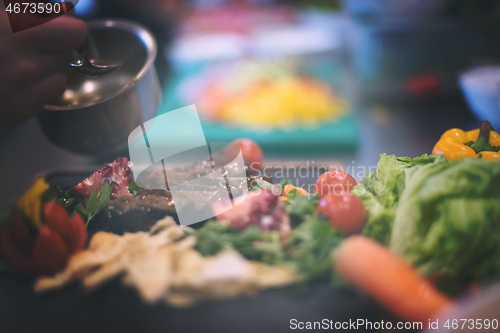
(313, 171, 357, 198)
(228, 139, 264, 174)
(317, 192, 366, 234)
(32, 226, 69, 275)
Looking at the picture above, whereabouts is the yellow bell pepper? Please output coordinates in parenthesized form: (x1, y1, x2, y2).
(17, 178, 49, 227)
(432, 121, 500, 161)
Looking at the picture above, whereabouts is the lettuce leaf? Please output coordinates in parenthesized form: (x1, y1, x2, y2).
(357, 154, 500, 290)
(390, 158, 500, 287)
(354, 154, 436, 244)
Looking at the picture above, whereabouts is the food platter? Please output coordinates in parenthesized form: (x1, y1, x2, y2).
(0, 169, 378, 333)
(1, 122, 499, 333)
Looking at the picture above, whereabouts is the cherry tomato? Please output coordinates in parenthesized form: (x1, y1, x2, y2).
(317, 192, 366, 234)
(227, 139, 264, 174)
(313, 171, 357, 198)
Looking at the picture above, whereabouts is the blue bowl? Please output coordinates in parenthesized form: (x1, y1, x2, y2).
(459, 66, 500, 131)
(342, 0, 449, 17)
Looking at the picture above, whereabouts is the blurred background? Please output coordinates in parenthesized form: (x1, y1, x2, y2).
(85, 0, 500, 161)
(2, 0, 500, 206)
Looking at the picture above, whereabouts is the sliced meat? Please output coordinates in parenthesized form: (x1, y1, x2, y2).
(104, 190, 177, 234)
(102, 176, 273, 234)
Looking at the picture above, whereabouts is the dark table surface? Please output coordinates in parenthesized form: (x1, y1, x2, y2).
(0, 270, 380, 333)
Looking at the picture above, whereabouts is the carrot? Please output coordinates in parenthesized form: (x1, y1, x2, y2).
(283, 185, 309, 197)
(333, 236, 452, 323)
(283, 185, 296, 196)
(297, 188, 309, 196)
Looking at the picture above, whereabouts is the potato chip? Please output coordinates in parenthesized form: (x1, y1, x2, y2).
(34, 217, 298, 307)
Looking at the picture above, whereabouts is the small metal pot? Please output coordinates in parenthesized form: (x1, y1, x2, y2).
(38, 19, 161, 156)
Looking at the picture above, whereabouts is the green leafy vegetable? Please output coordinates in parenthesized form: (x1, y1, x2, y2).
(286, 188, 300, 200)
(395, 154, 436, 167)
(390, 157, 500, 289)
(75, 183, 114, 225)
(45, 184, 114, 226)
(127, 182, 143, 195)
(44, 186, 78, 211)
(191, 184, 342, 281)
(285, 193, 320, 228)
(252, 179, 275, 192)
(354, 154, 436, 244)
(251, 179, 296, 194)
(287, 215, 344, 279)
(189, 220, 286, 265)
(357, 152, 500, 292)
(278, 179, 296, 190)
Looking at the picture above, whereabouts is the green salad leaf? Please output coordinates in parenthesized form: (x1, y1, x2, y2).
(354, 154, 437, 244)
(357, 152, 500, 291)
(390, 158, 500, 288)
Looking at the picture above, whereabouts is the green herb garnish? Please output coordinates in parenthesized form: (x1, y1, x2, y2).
(252, 179, 297, 194)
(189, 220, 286, 265)
(127, 181, 143, 195)
(75, 183, 114, 226)
(287, 215, 344, 279)
(191, 181, 342, 282)
(45, 183, 114, 226)
(252, 179, 276, 192)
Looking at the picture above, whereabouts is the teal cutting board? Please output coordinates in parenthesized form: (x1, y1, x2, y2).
(157, 62, 360, 155)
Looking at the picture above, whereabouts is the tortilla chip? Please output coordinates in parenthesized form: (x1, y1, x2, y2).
(34, 219, 299, 307)
(124, 247, 172, 303)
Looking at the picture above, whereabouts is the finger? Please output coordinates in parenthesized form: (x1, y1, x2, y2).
(30, 68, 67, 103)
(2, 52, 66, 89)
(0, 70, 65, 128)
(22, 15, 88, 52)
(31, 52, 67, 84)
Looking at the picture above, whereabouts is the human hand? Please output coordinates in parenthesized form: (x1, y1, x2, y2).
(0, 4, 87, 129)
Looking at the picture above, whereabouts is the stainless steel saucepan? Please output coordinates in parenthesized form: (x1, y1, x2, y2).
(38, 19, 162, 156)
